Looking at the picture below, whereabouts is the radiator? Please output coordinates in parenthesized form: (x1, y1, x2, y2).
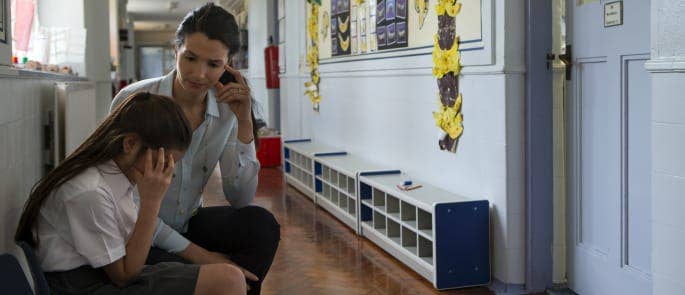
(45, 81, 96, 168)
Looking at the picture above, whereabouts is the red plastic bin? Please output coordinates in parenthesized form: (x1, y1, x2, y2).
(257, 136, 282, 167)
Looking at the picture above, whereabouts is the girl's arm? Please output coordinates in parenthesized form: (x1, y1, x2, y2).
(103, 149, 174, 286)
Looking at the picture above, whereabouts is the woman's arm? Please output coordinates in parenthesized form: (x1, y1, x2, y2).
(218, 128, 260, 208)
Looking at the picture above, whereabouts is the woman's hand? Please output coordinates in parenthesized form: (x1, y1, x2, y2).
(130, 148, 175, 206)
(214, 65, 252, 122)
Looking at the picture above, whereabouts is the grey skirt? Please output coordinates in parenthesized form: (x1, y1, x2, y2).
(44, 262, 200, 295)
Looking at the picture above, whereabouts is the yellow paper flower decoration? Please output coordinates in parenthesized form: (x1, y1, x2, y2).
(436, 0, 461, 17)
(305, 3, 322, 110)
(433, 0, 464, 151)
(433, 94, 464, 139)
(432, 35, 461, 79)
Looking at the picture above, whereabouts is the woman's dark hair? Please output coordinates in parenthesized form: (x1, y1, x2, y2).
(15, 92, 192, 246)
(175, 2, 240, 58)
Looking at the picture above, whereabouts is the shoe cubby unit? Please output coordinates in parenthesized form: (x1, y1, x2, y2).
(314, 154, 399, 232)
(283, 139, 345, 201)
(358, 173, 490, 290)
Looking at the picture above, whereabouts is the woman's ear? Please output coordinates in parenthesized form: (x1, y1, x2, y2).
(122, 133, 140, 155)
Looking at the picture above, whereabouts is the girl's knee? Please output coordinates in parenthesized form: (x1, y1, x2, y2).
(198, 264, 246, 294)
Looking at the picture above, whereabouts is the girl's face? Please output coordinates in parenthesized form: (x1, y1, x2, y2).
(175, 32, 230, 97)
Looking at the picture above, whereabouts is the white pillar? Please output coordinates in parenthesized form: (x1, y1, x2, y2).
(246, 0, 270, 127)
(647, 0, 685, 294)
(84, 0, 113, 121)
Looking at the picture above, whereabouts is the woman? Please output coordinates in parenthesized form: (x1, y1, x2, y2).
(111, 3, 280, 294)
(15, 92, 247, 294)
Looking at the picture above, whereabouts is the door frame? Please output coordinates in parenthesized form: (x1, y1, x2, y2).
(524, 0, 554, 292)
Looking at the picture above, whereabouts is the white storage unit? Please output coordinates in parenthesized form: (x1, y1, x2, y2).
(314, 154, 400, 232)
(282, 139, 345, 201)
(358, 173, 490, 290)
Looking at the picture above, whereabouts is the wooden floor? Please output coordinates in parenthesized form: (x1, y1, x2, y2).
(203, 167, 494, 295)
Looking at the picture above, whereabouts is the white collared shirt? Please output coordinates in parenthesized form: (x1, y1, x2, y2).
(36, 161, 136, 271)
(111, 70, 260, 254)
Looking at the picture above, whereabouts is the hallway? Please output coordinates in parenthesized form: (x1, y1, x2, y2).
(203, 167, 493, 294)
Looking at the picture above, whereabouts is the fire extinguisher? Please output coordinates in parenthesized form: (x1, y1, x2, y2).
(264, 36, 280, 89)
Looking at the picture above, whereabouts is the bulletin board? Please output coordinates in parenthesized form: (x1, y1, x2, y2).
(308, 0, 484, 60)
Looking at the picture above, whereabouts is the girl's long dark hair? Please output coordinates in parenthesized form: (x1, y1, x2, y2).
(15, 92, 192, 247)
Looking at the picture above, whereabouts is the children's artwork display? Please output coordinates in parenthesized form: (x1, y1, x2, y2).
(313, 0, 483, 60)
(331, 0, 351, 56)
(376, 0, 408, 50)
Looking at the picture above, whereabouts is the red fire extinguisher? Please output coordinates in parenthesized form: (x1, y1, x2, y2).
(264, 36, 280, 89)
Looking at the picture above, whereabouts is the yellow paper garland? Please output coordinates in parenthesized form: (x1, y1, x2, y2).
(305, 3, 322, 110)
(432, 0, 464, 144)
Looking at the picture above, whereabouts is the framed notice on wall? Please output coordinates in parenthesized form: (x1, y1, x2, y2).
(0, 0, 11, 66)
(0, 0, 6, 43)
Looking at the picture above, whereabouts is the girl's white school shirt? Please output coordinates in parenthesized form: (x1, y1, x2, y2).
(36, 161, 137, 272)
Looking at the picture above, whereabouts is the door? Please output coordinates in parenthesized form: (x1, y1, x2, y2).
(566, 1, 651, 294)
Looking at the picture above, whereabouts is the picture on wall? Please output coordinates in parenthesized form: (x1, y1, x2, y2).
(0, 0, 6, 43)
(331, 0, 351, 56)
(377, 0, 408, 50)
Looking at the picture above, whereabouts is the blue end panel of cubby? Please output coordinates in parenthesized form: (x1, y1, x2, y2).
(284, 162, 291, 173)
(314, 162, 322, 175)
(359, 170, 402, 177)
(434, 200, 490, 289)
(283, 139, 311, 143)
(359, 182, 373, 221)
(284, 148, 290, 159)
(315, 179, 322, 193)
(314, 152, 347, 157)
(360, 204, 372, 222)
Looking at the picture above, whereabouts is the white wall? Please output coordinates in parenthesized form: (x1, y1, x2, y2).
(38, 0, 84, 28)
(0, 70, 82, 253)
(246, 0, 272, 126)
(134, 31, 175, 47)
(280, 0, 527, 284)
(648, 1, 685, 294)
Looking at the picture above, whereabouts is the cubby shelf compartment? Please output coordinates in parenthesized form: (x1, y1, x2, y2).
(358, 173, 490, 290)
(314, 154, 400, 233)
(283, 139, 345, 201)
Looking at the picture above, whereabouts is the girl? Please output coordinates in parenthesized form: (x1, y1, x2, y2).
(15, 92, 247, 294)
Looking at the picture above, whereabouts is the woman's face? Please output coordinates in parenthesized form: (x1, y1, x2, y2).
(175, 32, 230, 96)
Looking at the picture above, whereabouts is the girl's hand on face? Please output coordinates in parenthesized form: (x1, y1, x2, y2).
(214, 65, 252, 122)
(130, 148, 175, 206)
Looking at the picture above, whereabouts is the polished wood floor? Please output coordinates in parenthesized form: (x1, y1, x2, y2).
(203, 167, 494, 294)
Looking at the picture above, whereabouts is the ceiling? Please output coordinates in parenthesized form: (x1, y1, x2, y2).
(126, 0, 245, 31)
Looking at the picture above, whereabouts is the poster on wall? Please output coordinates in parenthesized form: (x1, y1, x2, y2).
(318, 0, 483, 59)
(409, 0, 482, 49)
(0, 0, 6, 43)
(376, 0, 408, 50)
(331, 0, 351, 56)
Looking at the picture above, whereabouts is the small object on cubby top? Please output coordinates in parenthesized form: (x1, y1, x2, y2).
(397, 183, 422, 191)
(282, 139, 346, 201)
